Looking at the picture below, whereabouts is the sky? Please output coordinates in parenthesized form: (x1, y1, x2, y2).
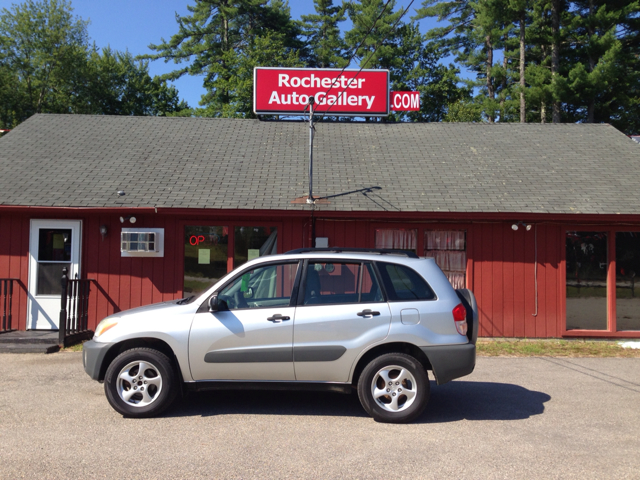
(1, 0, 443, 108)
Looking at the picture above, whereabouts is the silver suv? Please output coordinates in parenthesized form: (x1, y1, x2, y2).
(83, 248, 478, 423)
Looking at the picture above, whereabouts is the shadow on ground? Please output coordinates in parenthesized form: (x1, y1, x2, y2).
(162, 381, 550, 423)
(424, 381, 551, 423)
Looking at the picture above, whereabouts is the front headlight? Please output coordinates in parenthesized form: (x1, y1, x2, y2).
(94, 317, 119, 338)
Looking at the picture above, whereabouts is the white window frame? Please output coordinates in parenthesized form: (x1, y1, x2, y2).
(121, 228, 164, 257)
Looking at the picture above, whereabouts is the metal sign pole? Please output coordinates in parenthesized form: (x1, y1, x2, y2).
(307, 96, 315, 204)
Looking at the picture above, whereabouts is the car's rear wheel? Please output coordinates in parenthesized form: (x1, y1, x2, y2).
(104, 348, 178, 418)
(357, 353, 430, 423)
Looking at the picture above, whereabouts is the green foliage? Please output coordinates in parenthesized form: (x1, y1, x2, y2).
(299, 0, 349, 68)
(83, 48, 189, 116)
(204, 31, 304, 118)
(0, 0, 88, 126)
(143, 0, 307, 117)
(344, 0, 406, 71)
(416, 0, 640, 130)
(0, 0, 188, 129)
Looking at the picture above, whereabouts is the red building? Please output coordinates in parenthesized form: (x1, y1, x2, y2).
(1, 114, 640, 339)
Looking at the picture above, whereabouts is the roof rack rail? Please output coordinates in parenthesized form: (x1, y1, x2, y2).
(284, 248, 419, 259)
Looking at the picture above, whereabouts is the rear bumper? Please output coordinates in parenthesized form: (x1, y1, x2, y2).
(420, 343, 476, 385)
(82, 340, 112, 381)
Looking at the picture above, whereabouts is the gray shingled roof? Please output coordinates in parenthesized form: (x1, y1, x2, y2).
(1, 113, 639, 214)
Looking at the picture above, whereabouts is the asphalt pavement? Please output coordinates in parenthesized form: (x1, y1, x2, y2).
(1, 353, 639, 479)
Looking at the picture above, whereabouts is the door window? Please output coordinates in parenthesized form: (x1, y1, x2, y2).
(36, 229, 72, 295)
(615, 232, 640, 331)
(303, 262, 383, 305)
(234, 226, 277, 268)
(219, 262, 298, 310)
(566, 231, 608, 330)
(184, 226, 229, 295)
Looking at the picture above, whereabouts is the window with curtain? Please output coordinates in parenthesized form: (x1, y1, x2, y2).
(424, 231, 466, 289)
(374, 229, 417, 252)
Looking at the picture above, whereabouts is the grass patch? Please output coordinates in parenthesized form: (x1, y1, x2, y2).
(477, 339, 640, 357)
(60, 341, 87, 352)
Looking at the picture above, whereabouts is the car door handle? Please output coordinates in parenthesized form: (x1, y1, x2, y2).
(357, 309, 380, 317)
(267, 314, 290, 323)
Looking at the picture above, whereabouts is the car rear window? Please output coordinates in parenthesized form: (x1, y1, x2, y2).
(377, 262, 436, 301)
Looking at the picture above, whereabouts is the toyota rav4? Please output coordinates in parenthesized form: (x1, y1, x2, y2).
(83, 248, 478, 423)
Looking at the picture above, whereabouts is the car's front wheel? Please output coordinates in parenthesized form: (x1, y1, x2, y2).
(104, 347, 178, 418)
(357, 353, 430, 423)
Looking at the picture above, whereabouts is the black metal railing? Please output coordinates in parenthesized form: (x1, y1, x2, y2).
(1, 279, 18, 333)
(59, 268, 95, 347)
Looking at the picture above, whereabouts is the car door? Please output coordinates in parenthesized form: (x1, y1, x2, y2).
(189, 261, 301, 381)
(293, 260, 391, 382)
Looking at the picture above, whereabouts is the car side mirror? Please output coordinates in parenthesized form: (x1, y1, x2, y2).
(208, 294, 219, 312)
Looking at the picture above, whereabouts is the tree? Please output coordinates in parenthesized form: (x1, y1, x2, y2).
(205, 31, 304, 117)
(299, 0, 349, 68)
(392, 28, 472, 121)
(143, 0, 307, 116)
(345, 0, 406, 71)
(82, 48, 188, 116)
(0, 0, 88, 127)
(0, 0, 188, 129)
(415, 0, 508, 122)
(416, 0, 640, 131)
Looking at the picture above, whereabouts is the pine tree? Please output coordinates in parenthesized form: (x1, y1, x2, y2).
(142, 0, 306, 116)
(344, 0, 405, 71)
(299, 0, 349, 68)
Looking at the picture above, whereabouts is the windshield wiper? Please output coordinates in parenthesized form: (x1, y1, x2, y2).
(176, 295, 195, 305)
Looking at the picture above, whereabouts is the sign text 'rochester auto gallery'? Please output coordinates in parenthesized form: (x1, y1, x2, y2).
(254, 67, 390, 116)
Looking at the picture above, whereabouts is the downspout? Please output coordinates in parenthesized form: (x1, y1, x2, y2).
(532, 224, 538, 317)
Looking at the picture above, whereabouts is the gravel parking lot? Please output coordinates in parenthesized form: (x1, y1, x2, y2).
(1, 352, 639, 479)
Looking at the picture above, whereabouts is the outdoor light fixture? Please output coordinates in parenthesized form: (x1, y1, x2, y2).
(512, 221, 532, 231)
(119, 216, 137, 224)
(100, 225, 108, 240)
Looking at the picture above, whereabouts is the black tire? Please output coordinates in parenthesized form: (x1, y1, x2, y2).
(357, 353, 430, 423)
(104, 347, 178, 418)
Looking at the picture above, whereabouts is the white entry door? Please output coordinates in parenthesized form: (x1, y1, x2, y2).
(28, 220, 82, 330)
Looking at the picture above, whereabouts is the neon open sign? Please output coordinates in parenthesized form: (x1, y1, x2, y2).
(189, 235, 205, 245)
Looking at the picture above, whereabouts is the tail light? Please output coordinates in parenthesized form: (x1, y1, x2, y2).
(452, 303, 468, 336)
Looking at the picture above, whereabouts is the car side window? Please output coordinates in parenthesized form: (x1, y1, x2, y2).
(219, 262, 298, 310)
(303, 262, 384, 305)
(377, 262, 436, 301)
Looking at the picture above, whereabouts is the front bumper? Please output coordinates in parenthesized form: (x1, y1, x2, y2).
(82, 340, 113, 381)
(420, 343, 476, 385)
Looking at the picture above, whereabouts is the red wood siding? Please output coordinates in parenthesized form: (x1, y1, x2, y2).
(469, 223, 562, 338)
(315, 219, 372, 249)
(316, 219, 564, 338)
(0, 213, 29, 330)
(2, 210, 638, 338)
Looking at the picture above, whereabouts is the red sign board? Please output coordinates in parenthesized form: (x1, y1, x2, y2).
(254, 67, 389, 116)
(391, 91, 420, 111)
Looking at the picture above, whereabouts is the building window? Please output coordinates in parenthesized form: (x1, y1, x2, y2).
(565, 231, 608, 330)
(424, 230, 466, 289)
(184, 226, 229, 296)
(121, 228, 164, 258)
(616, 232, 640, 331)
(374, 229, 417, 252)
(234, 226, 278, 269)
